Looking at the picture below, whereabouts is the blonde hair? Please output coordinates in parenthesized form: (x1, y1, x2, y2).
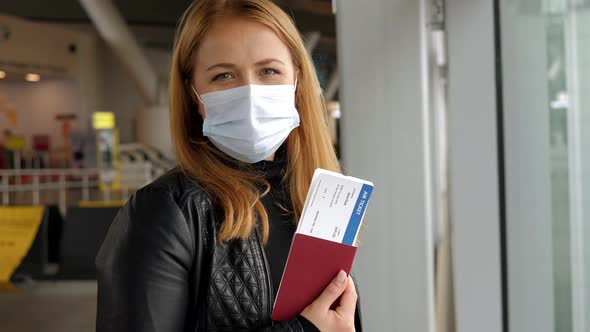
(169, 0, 340, 243)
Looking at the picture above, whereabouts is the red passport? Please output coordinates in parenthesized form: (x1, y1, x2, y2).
(271, 233, 358, 321)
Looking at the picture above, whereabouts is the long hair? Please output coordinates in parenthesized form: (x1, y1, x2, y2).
(169, 0, 340, 243)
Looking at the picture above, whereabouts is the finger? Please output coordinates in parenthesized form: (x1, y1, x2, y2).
(336, 276, 358, 317)
(312, 270, 348, 310)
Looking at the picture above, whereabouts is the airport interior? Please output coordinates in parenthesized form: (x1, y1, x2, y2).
(0, 0, 589, 331)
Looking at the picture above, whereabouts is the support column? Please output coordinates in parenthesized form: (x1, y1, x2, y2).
(336, 0, 435, 330)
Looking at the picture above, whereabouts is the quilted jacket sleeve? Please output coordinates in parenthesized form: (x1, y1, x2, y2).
(95, 186, 195, 332)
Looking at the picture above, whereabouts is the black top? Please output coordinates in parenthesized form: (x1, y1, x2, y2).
(251, 146, 294, 294)
(250, 144, 319, 331)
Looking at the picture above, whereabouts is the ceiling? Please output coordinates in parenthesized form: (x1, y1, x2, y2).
(0, 0, 336, 52)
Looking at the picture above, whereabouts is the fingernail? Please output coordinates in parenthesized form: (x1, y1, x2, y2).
(334, 270, 346, 284)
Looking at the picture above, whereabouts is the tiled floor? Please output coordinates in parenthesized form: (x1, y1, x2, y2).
(0, 281, 97, 332)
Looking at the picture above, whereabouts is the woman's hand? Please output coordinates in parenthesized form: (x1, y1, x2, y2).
(300, 270, 357, 332)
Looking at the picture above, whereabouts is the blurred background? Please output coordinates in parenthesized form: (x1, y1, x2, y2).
(0, 0, 589, 331)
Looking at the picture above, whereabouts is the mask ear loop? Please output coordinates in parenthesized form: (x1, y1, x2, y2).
(191, 85, 205, 105)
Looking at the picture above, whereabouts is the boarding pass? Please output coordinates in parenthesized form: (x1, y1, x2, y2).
(296, 169, 374, 246)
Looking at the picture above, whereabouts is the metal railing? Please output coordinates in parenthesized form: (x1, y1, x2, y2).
(0, 163, 165, 213)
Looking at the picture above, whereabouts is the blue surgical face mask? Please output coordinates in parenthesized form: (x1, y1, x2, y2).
(192, 84, 300, 163)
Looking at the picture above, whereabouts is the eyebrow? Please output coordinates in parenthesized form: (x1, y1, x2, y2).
(206, 63, 236, 71)
(206, 58, 286, 71)
(254, 58, 286, 66)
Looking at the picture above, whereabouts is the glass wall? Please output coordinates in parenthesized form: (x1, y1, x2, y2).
(500, 0, 590, 331)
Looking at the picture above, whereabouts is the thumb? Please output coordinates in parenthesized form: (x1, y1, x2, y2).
(312, 270, 348, 310)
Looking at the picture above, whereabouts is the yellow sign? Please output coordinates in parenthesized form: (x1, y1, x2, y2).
(79, 200, 125, 208)
(93, 112, 115, 129)
(0, 206, 44, 290)
(5, 135, 25, 151)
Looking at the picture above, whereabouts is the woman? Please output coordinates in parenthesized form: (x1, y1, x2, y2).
(96, 0, 362, 331)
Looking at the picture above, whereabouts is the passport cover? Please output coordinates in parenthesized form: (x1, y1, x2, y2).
(271, 233, 358, 321)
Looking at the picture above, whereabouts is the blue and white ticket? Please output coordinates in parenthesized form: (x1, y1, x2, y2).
(296, 169, 374, 246)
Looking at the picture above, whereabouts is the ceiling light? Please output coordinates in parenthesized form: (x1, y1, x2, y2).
(0, 71, 5, 79)
(26, 73, 41, 82)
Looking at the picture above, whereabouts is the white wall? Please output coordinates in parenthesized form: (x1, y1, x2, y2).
(0, 15, 79, 75)
(0, 15, 99, 143)
(336, 0, 435, 330)
(0, 15, 174, 155)
(0, 79, 83, 151)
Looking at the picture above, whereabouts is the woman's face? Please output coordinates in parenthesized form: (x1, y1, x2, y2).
(192, 16, 296, 118)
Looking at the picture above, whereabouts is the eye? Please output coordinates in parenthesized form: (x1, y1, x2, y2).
(261, 68, 280, 76)
(212, 72, 234, 81)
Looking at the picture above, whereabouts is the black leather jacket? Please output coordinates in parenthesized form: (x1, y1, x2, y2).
(96, 170, 363, 331)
